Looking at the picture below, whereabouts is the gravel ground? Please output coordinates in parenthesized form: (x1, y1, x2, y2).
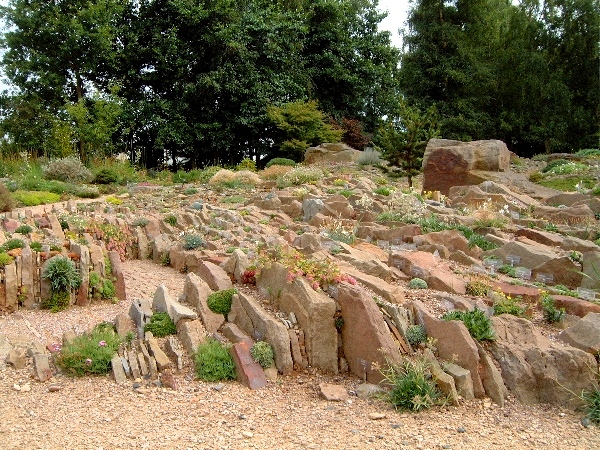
(0, 260, 598, 449)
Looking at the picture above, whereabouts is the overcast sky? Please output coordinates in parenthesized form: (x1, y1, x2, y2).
(377, 0, 411, 48)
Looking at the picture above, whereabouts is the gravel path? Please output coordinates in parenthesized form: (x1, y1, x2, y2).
(0, 261, 598, 450)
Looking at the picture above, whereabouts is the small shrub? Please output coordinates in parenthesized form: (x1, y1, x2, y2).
(278, 166, 324, 187)
(466, 278, 491, 297)
(42, 256, 82, 293)
(164, 214, 178, 226)
(468, 234, 499, 251)
(492, 293, 527, 317)
(250, 341, 275, 369)
(235, 158, 257, 172)
(184, 187, 198, 195)
(408, 278, 428, 289)
(100, 279, 116, 300)
(380, 357, 442, 411)
(42, 156, 93, 183)
(405, 324, 427, 346)
(374, 186, 392, 196)
(0, 252, 14, 266)
(13, 190, 61, 206)
(442, 309, 496, 341)
(30, 241, 42, 252)
(356, 148, 383, 166)
(93, 168, 119, 184)
(575, 148, 600, 157)
(14, 224, 33, 235)
(2, 238, 25, 252)
(259, 164, 294, 180)
(528, 171, 543, 183)
(159, 253, 170, 266)
(221, 195, 246, 204)
(0, 183, 15, 212)
(265, 157, 296, 168)
(183, 234, 205, 250)
(541, 293, 566, 323)
(195, 338, 236, 381)
(41, 290, 71, 312)
(55, 325, 121, 376)
(144, 311, 177, 337)
(207, 288, 237, 317)
(105, 196, 122, 205)
(497, 264, 516, 277)
(197, 166, 223, 183)
(209, 169, 262, 188)
(132, 217, 149, 227)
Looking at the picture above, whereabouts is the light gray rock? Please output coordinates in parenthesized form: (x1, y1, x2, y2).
(111, 354, 127, 384)
(193, 260, 233, 291)
(177, 319, 207, 356)
(442, 362, 474, 400)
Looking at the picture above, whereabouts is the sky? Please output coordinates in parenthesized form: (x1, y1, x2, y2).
(377, 0, 411, 48)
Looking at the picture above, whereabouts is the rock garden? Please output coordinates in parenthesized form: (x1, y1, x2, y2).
(0, 140, 599, 449)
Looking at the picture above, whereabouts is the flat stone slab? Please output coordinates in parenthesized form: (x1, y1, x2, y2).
(558, 313, 600, 354)
(319, 383, 349, 401)
(230, 341, 267, 390)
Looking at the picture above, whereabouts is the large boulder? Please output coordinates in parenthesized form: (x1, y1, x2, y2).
(304, 143, 361, 165)
(337, 284, 402, 383)
(422, 139, 510, 195)
(489, 315, 597, 406)
(482, 240, 558, 270)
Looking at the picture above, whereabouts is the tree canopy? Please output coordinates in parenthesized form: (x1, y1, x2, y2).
(0, 0, 400, 167)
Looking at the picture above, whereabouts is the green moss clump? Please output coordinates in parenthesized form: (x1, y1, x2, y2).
(144, 311, 177, 337)
(207, 288, 238, 317)
(250, 341, 275, 369)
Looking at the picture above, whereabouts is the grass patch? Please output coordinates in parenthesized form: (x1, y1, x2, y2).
(13, 190, 61, 206)
(380, 357, 442, 411)
(442, 309, 496, 341)
(195, 338, 236, 381)
(144, 311, 177, 337)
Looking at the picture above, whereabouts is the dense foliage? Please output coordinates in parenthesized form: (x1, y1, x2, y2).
(399, 0, 599, 156)
(0, 0, 399, 167)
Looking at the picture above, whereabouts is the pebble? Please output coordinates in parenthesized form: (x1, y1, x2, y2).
(368, 412, 387, 420)
(241, 431, 253, 438)
(457, 427, 466, 433)
(213, 383, 225, 392)
(48, 384, 61, 392)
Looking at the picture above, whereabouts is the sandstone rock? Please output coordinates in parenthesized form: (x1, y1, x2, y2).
(531, 256, 582, 289)
(229, 292, 293, 375)
(108, 250, 127, 301)
(177, 319, 206, 356)
(423, 349, 459, 406)
(337, 284, 402, 383)
(304, 143, 361, 165)
(182, 272, 224, 334)
(193, 260, 233, 291)
(490, 281, 540, 304)
(533, 204, 596, 226)
(221, 323, 253, 346)
(115, 313, 136, 337)
(422, 139, 510, 195)
(151, 234, 175, 265)
(558, 313, 600, 354)
(546, 192, 590, 207)
(552, 295, 600, 317)
(442, 362, 474, 400)
(514, 228, 563, 247)
(302, 198, 325, 222)
(412, 301, 485, 397)
(318, 383, 349, 401)
(483, 241, 558, 271)
(489, 314, 596, 406)
(293, 233, 322, 255)
(153, 285, 198, 325)
(134, 227, 149, 259)
(337, 262, 405, 304)
(475, 342, 508, 406)
(220, 249, 251, 283)
(146, 336, 171, 371)
(230, 341, 267, 390)
(392, 251, 466, 295)
(257, 262, 337, 373)
(129, 298, 153, 337)
(111, 354, 127, 384)
(5, 347, 27, 369)
(20, 246, 35, 308)
(413, 230, 472, 255)
(336, 243, 394, 280)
